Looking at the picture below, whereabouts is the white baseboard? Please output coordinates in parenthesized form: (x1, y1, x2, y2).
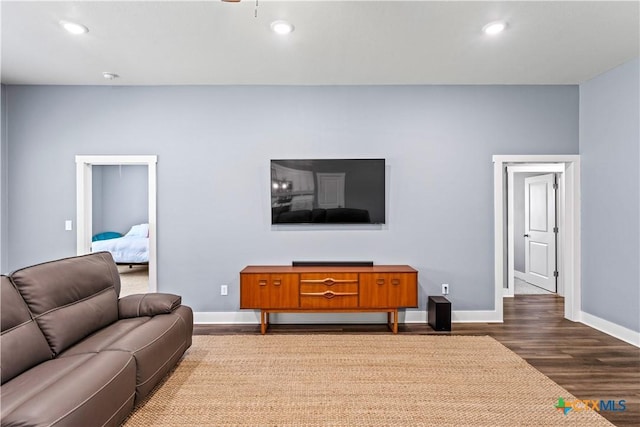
(451, 310, 502, 323)
(193, 311, 637, 347)
(194, 310, 502, 325)
(403, 310, 502, 323)
(579, 311, 640, 347)
(194, 311, 260, 324)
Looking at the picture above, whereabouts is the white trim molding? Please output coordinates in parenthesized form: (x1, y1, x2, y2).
(192, 310, 637, 347)
(514, 270, 527, 281)
(193, 310, 502, 325)
(194, 311, 261, 325)
(580, 311, 640, 348)
(76, 155, 158, 292)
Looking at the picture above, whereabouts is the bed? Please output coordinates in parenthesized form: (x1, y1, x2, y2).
(91, 223, 149, 264)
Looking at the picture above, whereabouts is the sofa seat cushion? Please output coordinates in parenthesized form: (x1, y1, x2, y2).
(1, 276, 52, 384)
(10, 252, 121, 355)
(103, 305, 193, 401)
(1, 351, 136, 427)
(59, 317, 151, 358)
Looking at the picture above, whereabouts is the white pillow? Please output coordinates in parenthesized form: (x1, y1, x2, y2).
(125, 223, 149, 237)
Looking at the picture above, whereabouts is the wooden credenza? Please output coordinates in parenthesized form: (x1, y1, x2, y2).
(240, 265, 418, 334)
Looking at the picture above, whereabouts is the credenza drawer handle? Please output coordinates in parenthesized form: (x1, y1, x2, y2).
(376, 279, 385, 285)
(392, 279, 400, 286)
(301, 291, 359, 299)
(273, 279, 282, 286)
(258, 280, 268, 286)
(300, 278, 356, 286)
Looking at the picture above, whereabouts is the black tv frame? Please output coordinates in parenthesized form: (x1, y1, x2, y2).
(270, 158, 386, 225)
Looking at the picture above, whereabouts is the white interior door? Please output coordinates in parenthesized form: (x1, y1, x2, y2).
(524, 173, 557, 292)
(316, 173, 345, 209)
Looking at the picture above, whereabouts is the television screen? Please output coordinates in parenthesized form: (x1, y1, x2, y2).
(271, 159, 385, 224)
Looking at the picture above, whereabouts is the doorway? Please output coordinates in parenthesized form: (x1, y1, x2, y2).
(76, 155, 158, 293)
(507, 166, 563, 297)
(493, 155, 581, 322)
(93, 165, 150, 296)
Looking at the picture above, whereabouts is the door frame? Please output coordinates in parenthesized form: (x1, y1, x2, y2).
(76, 155, 158, 292)
(494, 155, 580, 322)
(505, 164, 564, 298)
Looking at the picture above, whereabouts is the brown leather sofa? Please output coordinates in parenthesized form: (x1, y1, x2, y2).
(0, 252, 193, 427)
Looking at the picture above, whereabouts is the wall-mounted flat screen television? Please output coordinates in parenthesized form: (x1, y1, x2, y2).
(271, 159, 385, 225)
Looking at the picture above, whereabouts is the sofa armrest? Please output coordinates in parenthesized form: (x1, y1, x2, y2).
(118, 293, 182, 319)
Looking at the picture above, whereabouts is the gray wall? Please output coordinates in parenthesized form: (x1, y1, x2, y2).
(92, 165, 148, 235)
(580, 58, 640, 332)
(0, 85, 7, 273)
(5, 85, 578, 312)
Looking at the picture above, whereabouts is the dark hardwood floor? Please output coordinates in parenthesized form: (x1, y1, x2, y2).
(194, 295, 640, 426)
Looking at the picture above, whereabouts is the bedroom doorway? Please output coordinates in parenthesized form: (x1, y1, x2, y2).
(93, 165, 150, 296)
(76, 155, 158, 293)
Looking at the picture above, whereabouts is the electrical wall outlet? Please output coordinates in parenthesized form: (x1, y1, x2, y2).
(65, 220, 73, 231)
(442, 284, 449, 295)
(220, 285, 228, 296)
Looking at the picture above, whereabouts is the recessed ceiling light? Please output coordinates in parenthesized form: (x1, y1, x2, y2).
(271, 20, 294, 35)
(482, 21, 507, 35)
(102, 72, 119, 80)
(60, 20, 89, 35)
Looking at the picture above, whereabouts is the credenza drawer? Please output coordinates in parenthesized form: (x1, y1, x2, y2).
(300, 294, 359, 309)
(299, 273, 358, 286)
(300, 282, 358, 294)
(299, 273, 359, 308)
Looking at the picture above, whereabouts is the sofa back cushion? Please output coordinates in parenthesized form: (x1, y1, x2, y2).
(10, 252, 121, 356)
(1, 276, 52, 384)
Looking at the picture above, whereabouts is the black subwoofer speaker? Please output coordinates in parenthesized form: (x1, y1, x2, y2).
(428, 296, 451, 331)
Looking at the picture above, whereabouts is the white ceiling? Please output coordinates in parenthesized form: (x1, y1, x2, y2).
(1, 0, 638, 86)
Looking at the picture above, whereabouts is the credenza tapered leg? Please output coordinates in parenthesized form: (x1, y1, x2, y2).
(386, 311, 398, 334)
(392, 310, 398, 334)
(261, 310, 268, 335)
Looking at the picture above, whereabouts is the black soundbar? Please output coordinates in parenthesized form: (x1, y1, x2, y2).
(292, 261, 374, 267)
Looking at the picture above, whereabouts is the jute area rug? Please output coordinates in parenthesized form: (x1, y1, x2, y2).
(124, 335, 613, 426)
